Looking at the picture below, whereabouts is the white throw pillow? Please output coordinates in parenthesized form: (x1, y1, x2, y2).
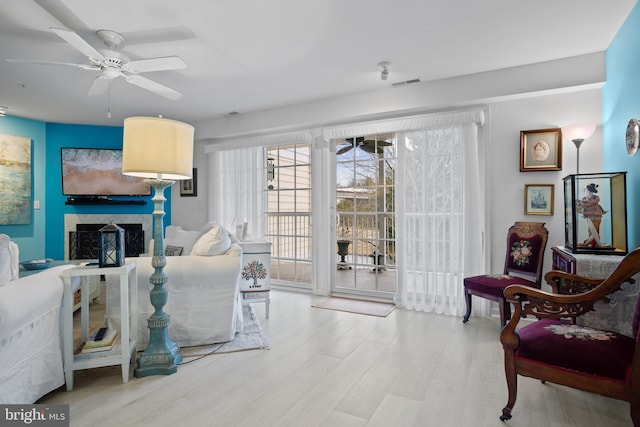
(0, 234, 19, 284)
(191, 226, 232, 256)
(164, 225, 205, 255)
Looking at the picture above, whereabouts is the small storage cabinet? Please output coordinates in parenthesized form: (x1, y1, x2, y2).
(238, 241, 272, 317)
(551, 246, 576, 274)
(563, 172, 627, 255)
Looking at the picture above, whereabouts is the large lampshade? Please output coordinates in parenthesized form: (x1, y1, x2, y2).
(122, 116, 194, 180)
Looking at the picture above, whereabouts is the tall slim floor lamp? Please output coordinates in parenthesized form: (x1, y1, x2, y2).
(561, 123, 596, 175)
(122, 116, 194, 377)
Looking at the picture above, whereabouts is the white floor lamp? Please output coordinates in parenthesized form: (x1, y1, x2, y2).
(122, 116, 194, 377)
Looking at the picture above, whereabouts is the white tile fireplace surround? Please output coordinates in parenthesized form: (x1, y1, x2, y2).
(64, 214, 152, 260)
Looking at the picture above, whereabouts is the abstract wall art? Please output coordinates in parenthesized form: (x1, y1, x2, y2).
(0, 133, 31, 224)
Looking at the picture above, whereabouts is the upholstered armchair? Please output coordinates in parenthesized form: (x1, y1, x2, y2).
(499, 248, 640, 425)
(463, 222, 548, 327)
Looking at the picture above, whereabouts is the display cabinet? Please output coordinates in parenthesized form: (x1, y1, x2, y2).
(563, 172, 627, 255)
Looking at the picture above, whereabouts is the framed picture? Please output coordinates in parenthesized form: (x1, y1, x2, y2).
(520, 128, 562, 171)
(180, 168, 197, 197)
(525, 184, 554, 215)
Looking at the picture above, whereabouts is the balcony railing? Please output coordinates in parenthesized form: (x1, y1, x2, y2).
(266, 212, 396, 268)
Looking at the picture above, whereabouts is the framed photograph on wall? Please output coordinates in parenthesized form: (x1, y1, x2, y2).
(180, 168, 197, 197)
(520, 128, 562, 171)
(525, 184, 554, 215)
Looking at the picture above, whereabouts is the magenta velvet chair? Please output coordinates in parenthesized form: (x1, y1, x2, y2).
(499, 247, 640, 425)
(462, 222, 548, 327)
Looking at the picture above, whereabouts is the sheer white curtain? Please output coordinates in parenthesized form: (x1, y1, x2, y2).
(206, 146, 266, 239)
(395, 112, 487, 316)
(204, 130, 315, 240)
(324, 108, 488, 316)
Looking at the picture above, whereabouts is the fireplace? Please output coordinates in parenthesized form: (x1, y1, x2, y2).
(64, 214, 152, 260)
(69, 223, 144, 260)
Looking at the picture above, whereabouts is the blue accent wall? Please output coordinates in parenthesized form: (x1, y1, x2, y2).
(0, 116, 46, 261)
(604, 3, 640, 250)
(0, 119, 173, 261)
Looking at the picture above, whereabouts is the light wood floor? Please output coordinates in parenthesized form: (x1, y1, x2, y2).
(40, 289, 633, 427)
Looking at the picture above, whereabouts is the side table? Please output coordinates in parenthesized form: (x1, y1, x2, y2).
(61, 261, 137, 391)
(550, 246, 639, 336)
(238, 240, 271, 318)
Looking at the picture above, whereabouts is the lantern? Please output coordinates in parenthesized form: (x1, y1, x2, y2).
(98, 222, 125, 267)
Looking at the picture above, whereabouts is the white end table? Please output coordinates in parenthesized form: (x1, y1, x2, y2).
(61, 261, 137, 391)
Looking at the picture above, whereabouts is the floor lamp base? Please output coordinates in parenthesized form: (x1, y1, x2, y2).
(134, 177, 183, 378)
(134, 314, 182, 377)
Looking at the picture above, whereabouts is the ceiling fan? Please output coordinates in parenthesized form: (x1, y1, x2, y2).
(7, 27, 186, 100)
(337, 137, 393, 155)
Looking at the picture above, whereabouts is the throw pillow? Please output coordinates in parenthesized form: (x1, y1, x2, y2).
(164, 225, 205, 255)
(191, 225, 232, 256)
(165, 245, 184, 256)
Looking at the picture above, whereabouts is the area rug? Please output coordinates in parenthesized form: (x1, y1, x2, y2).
(179, 304, 270, 362)
(312, 296, 395, 317)
(74, 290, 270, 363)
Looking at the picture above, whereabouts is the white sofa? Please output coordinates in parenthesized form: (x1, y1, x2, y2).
(106, 224, 244, 349)
(0, 235, 76, 404)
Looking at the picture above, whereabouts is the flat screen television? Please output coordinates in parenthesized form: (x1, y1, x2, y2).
(61, 147, 151, 196)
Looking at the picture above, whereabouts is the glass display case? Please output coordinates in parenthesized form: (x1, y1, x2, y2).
(563, 172, 627, 255)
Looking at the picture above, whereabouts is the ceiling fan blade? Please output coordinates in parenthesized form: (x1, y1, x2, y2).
(360, 144, 378, 154)
(87, 76, 110, 96)
(125, 74, 182, 100)
(50, 27, 105, 61)
(124, 56, 187, 74)
(6, 58, 100, 71)
(337, 145, 354, 155)
(364, 140, 392, 146)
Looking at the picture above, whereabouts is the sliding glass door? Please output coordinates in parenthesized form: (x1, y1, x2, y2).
(334, 134, 397, 299)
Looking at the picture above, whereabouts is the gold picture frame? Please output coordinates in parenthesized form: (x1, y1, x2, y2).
(180, 168, 197, 197)
(525, 184, 554, 215)
(520, 128, 562, 171)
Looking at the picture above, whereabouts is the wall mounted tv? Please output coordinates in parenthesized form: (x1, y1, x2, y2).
(61, 147, 151, 196)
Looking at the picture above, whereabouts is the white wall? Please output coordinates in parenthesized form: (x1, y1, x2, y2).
(171, 140, 210, 230)
(173, 53, 605, 279)
(486, 89, 603, 278)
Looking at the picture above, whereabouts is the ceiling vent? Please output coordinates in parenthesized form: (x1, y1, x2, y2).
(391, 78, 421, 87)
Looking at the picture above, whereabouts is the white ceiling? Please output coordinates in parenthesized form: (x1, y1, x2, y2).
(0, 0, 636, 128)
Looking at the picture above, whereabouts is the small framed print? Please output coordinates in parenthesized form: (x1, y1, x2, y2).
(525, 184, 554, 215)
(520, 128, 562, 171)
(180, 168, 197, 197)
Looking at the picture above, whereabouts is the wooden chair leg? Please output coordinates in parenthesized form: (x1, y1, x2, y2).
(498, 297, 511, 328)
(500, 349, 518, 421)
(463, 288, 472, 323)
